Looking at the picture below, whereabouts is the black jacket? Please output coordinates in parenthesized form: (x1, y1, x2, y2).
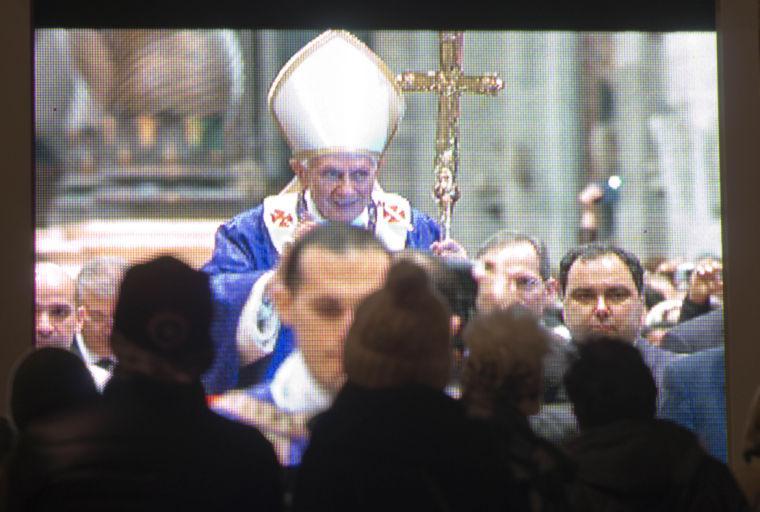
(480, 402, 576, 511)
(294, 381, 508, 512)
(6, 373, 283, 512)
(565, 418, 747, 512)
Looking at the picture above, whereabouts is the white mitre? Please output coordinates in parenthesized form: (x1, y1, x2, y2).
(268, 29, 405, 162)
(236, 31, 411, 363)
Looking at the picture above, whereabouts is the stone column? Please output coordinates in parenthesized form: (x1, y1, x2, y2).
(612, 33, 668, 261)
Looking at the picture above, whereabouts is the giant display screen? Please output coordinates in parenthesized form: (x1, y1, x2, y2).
(33, 28, 725, 468)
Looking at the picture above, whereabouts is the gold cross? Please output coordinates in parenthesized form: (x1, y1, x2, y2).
(396, 32, 504, 240)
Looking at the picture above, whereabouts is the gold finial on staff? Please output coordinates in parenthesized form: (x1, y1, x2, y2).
(397, 32, 504, 240)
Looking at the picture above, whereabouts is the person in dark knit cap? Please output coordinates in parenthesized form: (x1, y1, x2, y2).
(2, 347, 100, 501)
(10, 347, 99, 432)
(294, 259, 505, 512)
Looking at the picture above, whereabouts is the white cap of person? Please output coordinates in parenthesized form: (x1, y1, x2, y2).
(268, 30, 405, 161)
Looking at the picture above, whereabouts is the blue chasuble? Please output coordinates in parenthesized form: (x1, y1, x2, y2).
(201, 191, 441, 394)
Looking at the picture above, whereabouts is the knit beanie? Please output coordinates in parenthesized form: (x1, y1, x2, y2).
(10, 348, 100, 430)
(344, 260, 451, 390)
(111, 255, 214, 378)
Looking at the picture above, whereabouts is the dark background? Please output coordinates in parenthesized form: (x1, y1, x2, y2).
(33, 0, 715, 31)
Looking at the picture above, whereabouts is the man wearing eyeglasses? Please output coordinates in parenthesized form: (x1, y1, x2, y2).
(35, 262, 78, 350)
(472, 231, 573, 426)
(473, 231, 562, 330)
(72, 256, 128, 390)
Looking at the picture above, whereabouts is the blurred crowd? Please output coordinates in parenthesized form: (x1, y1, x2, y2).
(9, 223, 758, 511)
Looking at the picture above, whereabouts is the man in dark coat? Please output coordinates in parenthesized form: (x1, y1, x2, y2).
(473, 231, 578, 445)
(563, 338, 747, 511)
(661, 308, 724, 354)
(7, 256, 283, 512)
(661, 346, 728, 463)
(559, 243, 680, 405)
(294, 261, 504, 512)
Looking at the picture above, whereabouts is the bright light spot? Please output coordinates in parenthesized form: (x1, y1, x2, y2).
(608, 175, 622, 190)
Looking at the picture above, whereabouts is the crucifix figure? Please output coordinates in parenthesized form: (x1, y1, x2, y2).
(397, 32, 504, 240)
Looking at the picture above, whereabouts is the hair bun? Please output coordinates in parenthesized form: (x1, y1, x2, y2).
(344, 259, 451, 390)
(385, 260, 430, 307)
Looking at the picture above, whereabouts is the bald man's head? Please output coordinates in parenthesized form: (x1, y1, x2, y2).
(35, 263, 78, 348)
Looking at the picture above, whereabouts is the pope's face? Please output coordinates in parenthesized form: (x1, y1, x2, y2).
(473, 241, 552, 318)
(297, 154, 378, 223)
(563, 253, 645, 343)
(276, 246, 390, 393)
(35, 269, 78, 348)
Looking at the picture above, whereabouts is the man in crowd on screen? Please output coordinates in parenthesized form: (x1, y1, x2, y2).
(470, 231, 580, 443)
(473, 231, 564, 335)
(210, 223, 391, 466)
(472, 230, 573, 404)
(202, 30, 465, 394)
(72, 256, 128, 391)
(559, 242, 680, 402)
(34, 262, 78, 349)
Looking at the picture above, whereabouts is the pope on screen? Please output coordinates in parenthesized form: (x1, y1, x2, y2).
(201, 30, 465, 395)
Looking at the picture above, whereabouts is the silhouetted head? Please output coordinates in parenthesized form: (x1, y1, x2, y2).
(563, 337, 656, 431)
(10, 347, 99, 431)
(344, 260, 451, 390)
(111, 256, 214, 383)
(461, 305, 550, 418)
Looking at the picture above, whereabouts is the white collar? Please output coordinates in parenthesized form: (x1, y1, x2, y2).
(75, 333, 99, 366)
(263, 187, 411, 255)
(269, 351, 335, 415)
(74, 333, 113, 392)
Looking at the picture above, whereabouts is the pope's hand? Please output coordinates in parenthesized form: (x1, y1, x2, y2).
(279, 217, 318, 264)
(431, 239, 468, 261)
(269, 217, 320, 300)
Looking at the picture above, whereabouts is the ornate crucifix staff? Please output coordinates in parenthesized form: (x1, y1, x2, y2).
(396, 32, 504, 240)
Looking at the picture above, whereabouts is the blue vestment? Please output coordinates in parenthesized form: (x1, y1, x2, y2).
(201, 194, 441, 394)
